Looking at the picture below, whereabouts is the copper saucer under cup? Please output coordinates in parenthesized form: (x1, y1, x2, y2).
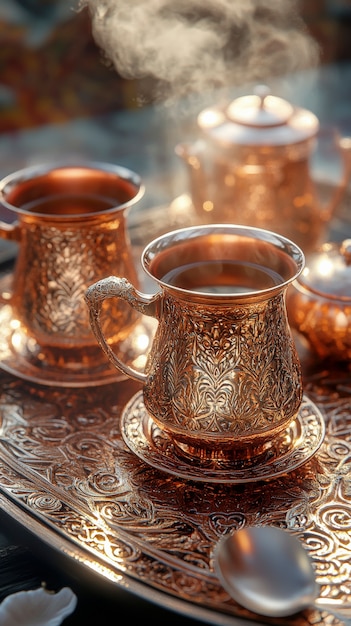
(120, 391, 325, 483)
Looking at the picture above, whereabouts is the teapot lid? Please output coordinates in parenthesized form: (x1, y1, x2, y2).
(197, 85, 319, 147)
(298, 240, 351, 301)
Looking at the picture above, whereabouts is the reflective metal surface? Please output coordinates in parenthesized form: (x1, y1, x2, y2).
(0, 189, 350, 625)
(0, 162, 150, 387)
(213, 527, 351, 621)
(176, 88, 351, 256)
(86, 225, 304, 462)
(287, 240, 351, 362)
(121, 391, 325, 483)
(0, 358, 349, 625)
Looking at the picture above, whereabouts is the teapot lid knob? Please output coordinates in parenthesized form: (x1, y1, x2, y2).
(254, 84, 271, 108)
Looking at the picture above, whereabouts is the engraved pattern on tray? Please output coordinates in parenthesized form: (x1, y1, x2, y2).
(0, 369, 350, 625)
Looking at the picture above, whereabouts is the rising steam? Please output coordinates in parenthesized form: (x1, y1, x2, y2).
(79, 0, 320, 104)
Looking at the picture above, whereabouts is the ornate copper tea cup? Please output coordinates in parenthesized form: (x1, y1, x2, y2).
(0, 161, 154, 387)
(86, 224, 305, 463)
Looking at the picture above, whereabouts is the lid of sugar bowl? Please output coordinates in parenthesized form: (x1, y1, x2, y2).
(298, 239, 351, 301)
(197, 85, 319, 147)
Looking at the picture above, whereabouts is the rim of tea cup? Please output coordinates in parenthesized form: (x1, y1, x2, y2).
(142, 224, 305, 299)
(0, 160, 144, 220)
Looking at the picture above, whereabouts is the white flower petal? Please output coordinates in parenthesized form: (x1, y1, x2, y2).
(0, 586, 77, 626)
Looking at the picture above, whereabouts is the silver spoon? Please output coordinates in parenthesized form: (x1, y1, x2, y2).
(214, 526, 351, 622)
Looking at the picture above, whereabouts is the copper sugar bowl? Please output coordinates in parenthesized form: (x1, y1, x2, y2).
(176, 85, 351, 255)
(287, 239, 351, 361)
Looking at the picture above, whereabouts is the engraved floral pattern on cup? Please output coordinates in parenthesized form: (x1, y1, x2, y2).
(15, 220, 137, 346)
(23, 225, 96, 339)
(143, 292, 302, 438)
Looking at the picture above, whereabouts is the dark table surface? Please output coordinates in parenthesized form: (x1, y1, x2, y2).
(0, 61, 351, 625)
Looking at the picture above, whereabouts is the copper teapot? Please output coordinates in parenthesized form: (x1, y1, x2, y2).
(176, 85, 351, 255)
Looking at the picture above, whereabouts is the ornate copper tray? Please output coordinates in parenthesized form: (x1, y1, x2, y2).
(0, 362, 351, 626)
(0, 187, 350, 626)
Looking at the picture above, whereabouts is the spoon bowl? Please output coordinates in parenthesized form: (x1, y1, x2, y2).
(213, 526, 351, 621)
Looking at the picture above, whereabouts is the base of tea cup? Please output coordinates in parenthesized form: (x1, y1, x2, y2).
(169, 431, 291, 467)
(146, 405, 297, 466)
(160, 420, 297, 467)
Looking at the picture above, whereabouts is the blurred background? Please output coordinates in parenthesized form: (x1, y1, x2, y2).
(0, 0, 351, 134)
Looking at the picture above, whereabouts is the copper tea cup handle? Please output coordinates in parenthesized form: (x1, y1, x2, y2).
(0, 221, 21, 242)
(85, 276, 160, 382)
